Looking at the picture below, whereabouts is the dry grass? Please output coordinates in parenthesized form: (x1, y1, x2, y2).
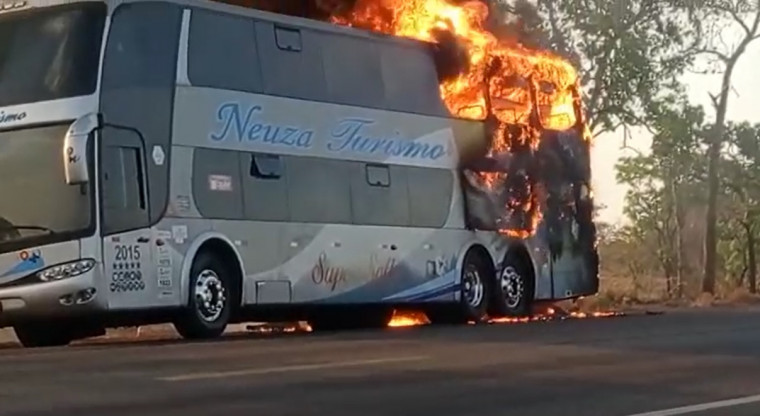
(580, 273, 760, 311)
(691, 292, 715, 308)
(595, 274, 669, 304)
(688, 289, 760, 308)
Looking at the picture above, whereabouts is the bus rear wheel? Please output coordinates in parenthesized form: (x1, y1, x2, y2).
(173, 252, 233, 340)
(13, 321, 73, 348)
(490, 253, 534, 317)
(426, 250, 491, 325)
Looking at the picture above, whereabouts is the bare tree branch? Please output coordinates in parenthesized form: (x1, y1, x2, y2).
(708, 91, 720, 109)
(714, 1, 752, 35)
(620, 142, 646, 156)
(694, 48, 731, 62)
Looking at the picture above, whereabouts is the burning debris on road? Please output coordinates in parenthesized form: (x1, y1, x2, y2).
(244, 306, 627, 333)
(385, 305, 625, 328)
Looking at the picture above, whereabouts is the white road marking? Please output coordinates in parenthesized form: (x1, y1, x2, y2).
(157, 355, 429, 382)
(625, 394, 760, 416)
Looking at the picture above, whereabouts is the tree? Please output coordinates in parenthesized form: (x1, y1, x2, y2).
(721, 122, 760, 293)
(686, 0, 760, 294)
(535, 0, 701, 138)
(618, 172, 681, 294)
(615, 96, 707, 296)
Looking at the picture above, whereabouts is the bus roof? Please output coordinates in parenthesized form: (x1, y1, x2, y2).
(4, 0, 436, 50)
(174, 0, 438, 48)
(5, 0, 576, 80)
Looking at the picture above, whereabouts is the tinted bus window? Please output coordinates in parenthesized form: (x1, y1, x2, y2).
(0, 124, 94, 254)
(100, 1, 182, 225)
(188, 9, 263, 93)
(0, 3, 106, 106)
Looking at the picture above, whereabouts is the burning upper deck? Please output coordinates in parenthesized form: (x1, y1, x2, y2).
(323, 0, 591, 240)
(329, 0, 580, 129)
(249, 0, 583, 129)
(222, 0, 594, 241)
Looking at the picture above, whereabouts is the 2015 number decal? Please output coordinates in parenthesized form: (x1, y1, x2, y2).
(115, 244, 141, 261)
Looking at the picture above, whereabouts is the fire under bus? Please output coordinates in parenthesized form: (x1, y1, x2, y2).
(0, 0, 598, 348)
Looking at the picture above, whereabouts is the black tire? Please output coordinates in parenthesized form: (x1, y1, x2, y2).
(173, 252, 235, 340)
(426, 250, 492, 325)
(14, 322, 73, 348)
(490, 252, 534, 317)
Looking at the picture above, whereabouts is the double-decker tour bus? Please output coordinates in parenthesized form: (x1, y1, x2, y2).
(0, 0, 598, 347)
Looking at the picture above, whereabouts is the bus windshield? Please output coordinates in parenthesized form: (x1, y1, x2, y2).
(0, 2, 106, 107)
(0, 124, 94, 254)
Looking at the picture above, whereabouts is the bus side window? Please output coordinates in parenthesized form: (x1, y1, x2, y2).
(366, 164, 390, 187)
(241, 152, 288, 221)
(274, 26, 301, 52)
(100, 127, 149, 235)
(250, 153, 282, 179)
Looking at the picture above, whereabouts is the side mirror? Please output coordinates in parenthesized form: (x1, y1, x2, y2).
(63, 112, 101, 185)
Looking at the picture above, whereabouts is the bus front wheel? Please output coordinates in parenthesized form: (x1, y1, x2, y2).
(13, 321, 73, 348)
(426, 250, 492, 325)
(173, 252, 234, 340)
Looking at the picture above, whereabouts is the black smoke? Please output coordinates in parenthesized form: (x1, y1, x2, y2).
(234, 0, 471, 82)
(240, 0, 355, 19)
(429, 25, 471, 83)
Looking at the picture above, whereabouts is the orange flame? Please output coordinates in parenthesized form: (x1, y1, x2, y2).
(330, 0, 587, 238)
(332, 0, 578, 126)
(388, 310, 430, 327)
(386, 306, 624, 328)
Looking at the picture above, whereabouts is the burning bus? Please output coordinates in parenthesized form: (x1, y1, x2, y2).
(0, 0, 598, 347)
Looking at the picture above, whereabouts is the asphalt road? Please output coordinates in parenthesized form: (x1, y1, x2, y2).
(1, 307, 760, 416)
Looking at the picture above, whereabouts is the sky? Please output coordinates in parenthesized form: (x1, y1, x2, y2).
(589, 38, 760, 225)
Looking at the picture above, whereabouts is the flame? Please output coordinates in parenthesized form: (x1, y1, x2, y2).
(329, 0, 587, 238)
(331, 0, 578, 127)
(388, 310, 431, 327)
(229, 308, 623, 333)
(387, 306, 623, 328)
(241, 308, 623, 332)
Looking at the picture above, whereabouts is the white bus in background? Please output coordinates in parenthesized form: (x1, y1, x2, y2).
(0, 0, 599, 347)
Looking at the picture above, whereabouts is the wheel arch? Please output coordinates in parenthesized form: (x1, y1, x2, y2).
(179, 232, 245, 307)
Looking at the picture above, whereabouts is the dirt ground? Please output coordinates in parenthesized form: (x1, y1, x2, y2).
(0, 328, 14, 344)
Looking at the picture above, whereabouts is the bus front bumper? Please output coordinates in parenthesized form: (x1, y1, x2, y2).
(0, 272, 104, 325)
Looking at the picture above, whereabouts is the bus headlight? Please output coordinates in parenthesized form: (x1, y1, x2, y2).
(36, 259, 96, 282)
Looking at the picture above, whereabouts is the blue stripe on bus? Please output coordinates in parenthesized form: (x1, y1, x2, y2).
(389, 281, 459, 302)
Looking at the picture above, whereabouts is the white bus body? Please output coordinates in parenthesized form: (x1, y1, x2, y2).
(0, 0, 599, 347)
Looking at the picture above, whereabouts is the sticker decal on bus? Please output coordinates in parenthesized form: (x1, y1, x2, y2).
(208, 174, 232, 192)
(152, 145, 165, 166)
(0, 249, 44, 277)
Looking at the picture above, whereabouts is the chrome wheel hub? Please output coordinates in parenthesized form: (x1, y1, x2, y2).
(193, 269, 226, 322)
(500, 265, 524, 309)
(463, 264, 485, 309)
